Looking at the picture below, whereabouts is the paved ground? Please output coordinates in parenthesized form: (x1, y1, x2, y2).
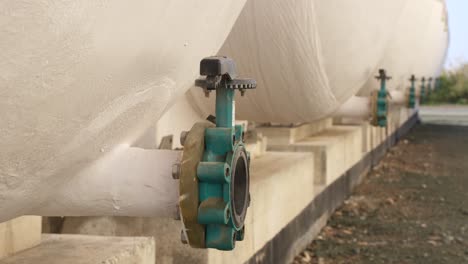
(420, 105, 468, 126)
(293, 107, 468, 264)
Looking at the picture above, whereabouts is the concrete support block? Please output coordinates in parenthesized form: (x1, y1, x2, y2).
(387, 107, 400, 135)
(244, 132, 268, 159)
(399, 108, 413, 127)
(0, 234, 155, 264)
(0, 216, 42, 260)
(248, 153, 315, 253)
(268, 125, 362, 185)
(61, 152, 314, 264)
(362, 124, 387, 154)
(256, 119, 332, 145)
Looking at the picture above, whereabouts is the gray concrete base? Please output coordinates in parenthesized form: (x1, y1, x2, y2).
(0, 234, 155, 264)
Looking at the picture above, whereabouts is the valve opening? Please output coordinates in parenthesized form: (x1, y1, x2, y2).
(231, 149, 249, 228)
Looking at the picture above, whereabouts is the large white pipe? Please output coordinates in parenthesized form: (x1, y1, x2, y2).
(3, 148, 180, 222)
(389, 90, 407, 105)
(333, 96, 371, 119)
(333, 90, 408, 120)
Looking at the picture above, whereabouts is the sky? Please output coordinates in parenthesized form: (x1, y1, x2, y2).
(444, 0, 468, 69)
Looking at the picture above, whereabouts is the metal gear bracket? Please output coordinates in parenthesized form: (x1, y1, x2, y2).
(178, 56, 256, 251)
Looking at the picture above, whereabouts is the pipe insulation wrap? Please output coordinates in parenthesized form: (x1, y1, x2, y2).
(29, 148, 181, 219)
(0, 0, 247, 222)
(189, 0, 410, 123)
(389, 90, 407, 105)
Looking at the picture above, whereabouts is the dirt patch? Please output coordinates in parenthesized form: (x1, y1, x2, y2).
(293, 124, 468, 264)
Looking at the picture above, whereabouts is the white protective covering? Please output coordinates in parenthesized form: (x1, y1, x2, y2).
(0, 0, 247, 221)
(189, 0, 410, 123)
(359, 0, 449, 95)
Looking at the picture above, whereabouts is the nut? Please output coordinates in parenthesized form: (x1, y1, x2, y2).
(181, 230, 188, 244)
(172, 163, 181, 180)
(180, 131, 189, 146)
(174, 205, 181, 220)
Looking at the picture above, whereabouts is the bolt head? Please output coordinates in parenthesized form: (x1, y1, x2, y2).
(172, 163, 181, 180)
(180, 131, 189, 146)
(181, 230, 188, 244)
(174, 205, 181, 221)
(204, 89, 211, 98)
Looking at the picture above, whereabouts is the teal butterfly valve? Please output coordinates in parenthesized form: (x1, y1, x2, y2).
(408, 75, 417, 109)
(175, 56, 256, 251)
(371, 69, 391, 127)
(420, 77, 426, 104)
(427, 77, 433, 98)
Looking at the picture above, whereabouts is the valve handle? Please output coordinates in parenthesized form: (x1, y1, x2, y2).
(375, 69, 392, 80)
(409, 75, 417, 82)
(195, 56, 257, 91)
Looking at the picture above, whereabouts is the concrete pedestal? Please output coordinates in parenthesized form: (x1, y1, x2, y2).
(268, 125, 363, 185)
(0, 234, 155, 264)
(0, 216, 41, 260)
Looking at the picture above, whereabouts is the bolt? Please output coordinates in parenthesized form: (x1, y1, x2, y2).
(180, 131, 189, 146)
(225, 207, 230, 220)
(204, 88, 211, 98)
(174, 205, 181, 220)
(172, 163, 181, 180)
(181, 230, 188, 244)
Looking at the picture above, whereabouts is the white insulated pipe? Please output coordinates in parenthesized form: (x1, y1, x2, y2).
(389, 90, 407, 105)
(333, 91, 407, 120)
(333, 96, 371, 119)
(27, 148, 181, 220)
